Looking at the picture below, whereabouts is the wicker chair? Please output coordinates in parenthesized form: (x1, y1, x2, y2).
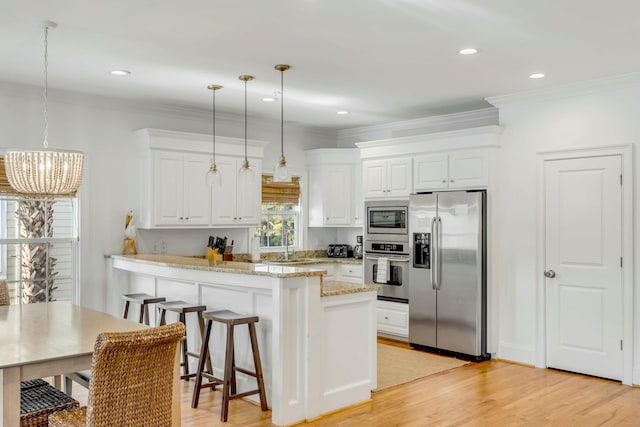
(0, 280, 9, 306)
(48, 322, 185, 427)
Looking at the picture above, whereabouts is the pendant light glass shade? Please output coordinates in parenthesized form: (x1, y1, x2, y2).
(238, 75, 255, 183)
(273, 64, 292, 183)
(5, 22, 84, 196)
(205, 84, 223, 187)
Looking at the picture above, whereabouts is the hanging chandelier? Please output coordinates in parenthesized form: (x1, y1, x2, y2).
(4, 21, 84, 196)
(273, 64, 292, 183)
(205, 84, 223, 186)
(237, 75, 255, 184)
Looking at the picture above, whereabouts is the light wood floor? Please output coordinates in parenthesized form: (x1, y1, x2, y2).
(71, 339, 640, 426)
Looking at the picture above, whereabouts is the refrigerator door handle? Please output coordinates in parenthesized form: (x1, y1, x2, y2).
(436, 216, 442, 290)
(431, 217, 437, 289)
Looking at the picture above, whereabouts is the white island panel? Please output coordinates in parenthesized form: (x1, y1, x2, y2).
(109, 255, 375, 426)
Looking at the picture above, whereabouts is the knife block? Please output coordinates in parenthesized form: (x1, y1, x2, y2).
(205, 247, 223, 261)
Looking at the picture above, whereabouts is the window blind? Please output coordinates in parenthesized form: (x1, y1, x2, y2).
(261, 174, 300, 204)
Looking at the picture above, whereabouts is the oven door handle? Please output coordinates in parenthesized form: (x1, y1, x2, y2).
(365, 256, 410, 262)
(431, 217, 437, 289)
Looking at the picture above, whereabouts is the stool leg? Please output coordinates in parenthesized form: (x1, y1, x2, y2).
(138, 304, 145, 324)
(143, 304, 150, 325)
(191, 319, 212, 408)
(230, 349, 237, 395)
(180, 312, 189, 379)
(221, 324, 235, 422)
(248, 323, 269, 411)
(122, 301, 130, 320)
(159, 309, 167, 326)
(198, 314, 214, 377)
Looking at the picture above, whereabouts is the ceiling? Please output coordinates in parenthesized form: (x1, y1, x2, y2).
(1, 0, 639, 131)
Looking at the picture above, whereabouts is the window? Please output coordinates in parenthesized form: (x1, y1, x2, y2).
(0, 157, 79, 304)
(260, 175, 301, 250)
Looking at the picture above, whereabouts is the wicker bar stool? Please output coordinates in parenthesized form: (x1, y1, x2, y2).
(191, 310, 269, 422)
(122, 293, 166, 325)
(158, 300, 212, 380)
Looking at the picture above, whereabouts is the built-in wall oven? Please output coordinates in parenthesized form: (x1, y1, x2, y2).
(364, 200, 410, 303)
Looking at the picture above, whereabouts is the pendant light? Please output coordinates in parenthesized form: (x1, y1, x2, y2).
(273, 64, 291, 183)
(205, 84, 223, 186)
(237, 75, 255, 184)
(5, 21, 84, 195)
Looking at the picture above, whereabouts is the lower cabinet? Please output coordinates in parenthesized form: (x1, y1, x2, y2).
(376, 300, 408, 340)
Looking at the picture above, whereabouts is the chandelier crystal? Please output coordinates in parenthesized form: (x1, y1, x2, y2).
(5, 21, 84, 196)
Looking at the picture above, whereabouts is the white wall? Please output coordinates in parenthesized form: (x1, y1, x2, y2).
(488, 81, 640, 379)
(0, 81, 337, 312)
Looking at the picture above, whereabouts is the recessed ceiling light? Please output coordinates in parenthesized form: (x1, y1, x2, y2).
(262, 97, 276, 102)
(336, 110, 350, 115)
(459, 48, 478, 55)
(529, 73, 545, 79)
(110, 70, 131, 76)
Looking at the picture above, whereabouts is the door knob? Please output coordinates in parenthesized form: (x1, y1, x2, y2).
(544, 270, 556, 278)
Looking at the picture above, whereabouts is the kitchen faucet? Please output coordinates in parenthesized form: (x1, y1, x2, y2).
(283, 221, 293, 260)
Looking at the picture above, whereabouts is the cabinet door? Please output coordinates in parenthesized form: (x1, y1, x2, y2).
(352, 162, 364, 226)
(448, 150, 488, 189)
(362, 160, 388, 199)
(338, 263, 363, 284)
(211, 157, 238, 225)
(183, 154, 211, 225)
(387, 157, 412, 197)
(324, 165, 352, 225)
(413, 153, 449, 191)
(236, 159, 261, 225)
(153, 152, 184, 225)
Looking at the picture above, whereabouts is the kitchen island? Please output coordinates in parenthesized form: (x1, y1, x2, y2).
(108, 254, 377, 426)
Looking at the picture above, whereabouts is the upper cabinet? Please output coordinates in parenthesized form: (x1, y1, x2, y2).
(413, 150, 488, 192)
(135, 129, 267, 228)
(153, 151, 211, 226)
(362, 157, 412, 199)
(211, 157, 262, 226)
(357, 125, 502, 199)
(306, 149, 362, 227)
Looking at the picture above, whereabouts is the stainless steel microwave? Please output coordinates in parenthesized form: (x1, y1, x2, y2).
(365, 201, 408, 237)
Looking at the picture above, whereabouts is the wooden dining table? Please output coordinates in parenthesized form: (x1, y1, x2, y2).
(0, 301, 181, 427)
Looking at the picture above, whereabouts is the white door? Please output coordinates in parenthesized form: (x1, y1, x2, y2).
(211, 157, 238, 225)
(236, 158, 261, 225)
(362, 160, 388, 198)
(153, 151, 183, 225)
(545, 155, 622, 380)
(387, 158, 412, 197)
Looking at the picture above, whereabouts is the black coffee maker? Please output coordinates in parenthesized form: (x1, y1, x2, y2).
(354, 235, 363, 259)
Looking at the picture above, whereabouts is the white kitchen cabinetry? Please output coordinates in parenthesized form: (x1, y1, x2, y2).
(376, 300, 408, 340)
(336, 263, 363, 284)
(153, 151, 211, 226)
(211, 157, 262, 226)
(136, 128, 266, 228)
(362, 157, 412, 199)
(306, 149, 362, 227)
(414, 150, 488, 192)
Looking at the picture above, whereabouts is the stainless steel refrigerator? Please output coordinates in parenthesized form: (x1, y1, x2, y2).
(408, 190, 489, 361)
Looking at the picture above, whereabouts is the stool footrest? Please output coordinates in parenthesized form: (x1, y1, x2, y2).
(235, 367, 258, 378)
(230, 389, 261, 400)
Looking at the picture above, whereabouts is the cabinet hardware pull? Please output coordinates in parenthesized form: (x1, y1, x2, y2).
(450, 179, 454, 182)
(442, 180, 446, 183)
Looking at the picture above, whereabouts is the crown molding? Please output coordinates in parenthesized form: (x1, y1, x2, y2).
(487, 72, 640, 108)
(337, 107, 498, 145)
(355, 125, 503, 160)
(0, 80, 337, 141)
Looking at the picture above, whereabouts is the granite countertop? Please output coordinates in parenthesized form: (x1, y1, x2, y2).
(110, 254, 327, 278)
(109, 254, 376, 297)
(321, 280, 380, 297)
